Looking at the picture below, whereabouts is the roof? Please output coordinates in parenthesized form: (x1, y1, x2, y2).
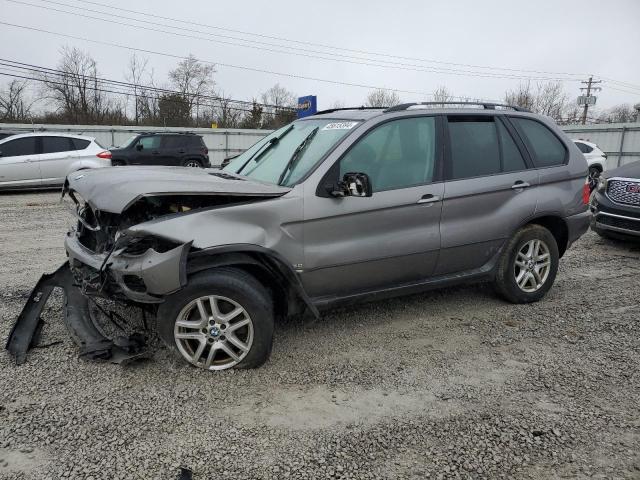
(310, 103, 536, 121)
(0, 131, 96, 142)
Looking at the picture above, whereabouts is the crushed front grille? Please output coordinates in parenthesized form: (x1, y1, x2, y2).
(607, 179, 640, 207)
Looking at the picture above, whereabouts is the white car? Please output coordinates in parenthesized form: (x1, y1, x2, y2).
(0, 132, 111, 190)
(572, 139, 607, 186)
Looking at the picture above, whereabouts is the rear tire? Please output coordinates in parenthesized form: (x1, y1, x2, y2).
(494, 224, 559, 304)
(183, 159, 203, 168)
(111, 160, 126, 166)
(588, 166, 601, 190)
(157, 268, 274, 371)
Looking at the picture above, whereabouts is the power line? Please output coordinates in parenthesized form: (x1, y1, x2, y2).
(4, 0, 581, 82)
(0, 21, 456, 99)
(62, 0, 593, 78)
(0, 58, 295, 111)
(0, 70, 268, 116)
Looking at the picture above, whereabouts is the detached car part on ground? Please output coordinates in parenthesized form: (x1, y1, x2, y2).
(7, 103, 591, 371)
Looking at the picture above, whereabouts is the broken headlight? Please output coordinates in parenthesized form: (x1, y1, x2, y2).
(121, 235, 181, 256)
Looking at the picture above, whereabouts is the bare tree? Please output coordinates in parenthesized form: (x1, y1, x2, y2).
(0, 80, 34, 121)
(596, 104, 637, 124)
(169, 54, 215, 124)
(42, 46, 122, 124)
(212, 92, 243, 128)
(504, 81, 567, 121)
(261, 84, 296, 128)
(125, 53, 149, 125)
(239, 100, 264, 129)
(364, 88, 401, 107)
(504, 82, 535, 112)
(433, 85, 453, 104)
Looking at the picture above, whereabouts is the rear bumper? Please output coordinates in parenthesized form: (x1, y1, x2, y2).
(590, 192, 640, 237)
(565, 210, 591, 247)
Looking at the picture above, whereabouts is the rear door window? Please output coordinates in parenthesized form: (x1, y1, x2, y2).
(162, 136, 185, 148)
(0, 137, 38, 157)
(42, 136, 74, 154)
(447, 117, 501, 179)
(511, 117, 567, 167)
(497, 120, 527, 172)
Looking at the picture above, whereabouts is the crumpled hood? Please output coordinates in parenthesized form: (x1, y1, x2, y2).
(65, 166, 291, 213)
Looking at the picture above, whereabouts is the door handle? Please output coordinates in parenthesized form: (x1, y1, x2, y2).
(178, 150, 186, 154)
(417, 194, 441, 204)
(511, 181, 530, 190)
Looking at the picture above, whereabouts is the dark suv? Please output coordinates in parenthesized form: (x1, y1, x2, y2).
(110, 133, 210, 168)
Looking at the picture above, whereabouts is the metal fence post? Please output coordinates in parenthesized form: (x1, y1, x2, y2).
(224, 131, 229, 159)
(618, 127, 627, 168)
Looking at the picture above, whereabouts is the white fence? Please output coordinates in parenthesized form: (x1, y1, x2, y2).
(0, 123, 270, 166)
(2, 121, 638, 169)
(561, 123, 640, 168)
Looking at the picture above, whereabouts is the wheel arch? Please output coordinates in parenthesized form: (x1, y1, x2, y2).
(521, 215, 569, 257)
(186, 245, 319, 320)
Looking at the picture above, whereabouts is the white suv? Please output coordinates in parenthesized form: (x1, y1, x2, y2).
(0, 132, 111, 190)
(572, 139, 607, 186)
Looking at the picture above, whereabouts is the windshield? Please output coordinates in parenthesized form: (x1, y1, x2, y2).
(118, 134, 138, 149)
(223, 119, 361, 186)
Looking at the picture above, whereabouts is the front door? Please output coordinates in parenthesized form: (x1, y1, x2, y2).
(301, 116, 443, 299)
(0, 136, 41, 188)
(131, 135, 162, 165)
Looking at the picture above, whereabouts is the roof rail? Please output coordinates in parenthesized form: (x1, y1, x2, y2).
(384, 102, 530, 113)
(313, 106, 386, 116)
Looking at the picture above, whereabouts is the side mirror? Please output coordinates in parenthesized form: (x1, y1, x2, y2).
(326, 172, 373, 198)
(136, 143, 143, 151)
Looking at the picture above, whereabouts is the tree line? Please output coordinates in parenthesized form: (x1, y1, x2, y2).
(0, 46, 637, 128)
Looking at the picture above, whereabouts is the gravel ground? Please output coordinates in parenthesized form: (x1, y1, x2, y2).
(0, 191, 639, 480)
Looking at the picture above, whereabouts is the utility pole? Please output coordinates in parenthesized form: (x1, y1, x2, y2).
(579, 76, 602, 125)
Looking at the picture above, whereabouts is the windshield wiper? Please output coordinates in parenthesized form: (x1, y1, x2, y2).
(237, 124, 294, 174)
(278, 126, 319, 186)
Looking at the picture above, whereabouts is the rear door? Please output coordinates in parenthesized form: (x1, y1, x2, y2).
(160, 135, 185, 166)
(435, 114, 538, 275)
(38, 136, 78, 185)
(0, 136, 41, 188)
(302, 115, 444, 298)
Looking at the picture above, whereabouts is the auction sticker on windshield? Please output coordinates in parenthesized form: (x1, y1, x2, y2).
(322, 122, 359, 130)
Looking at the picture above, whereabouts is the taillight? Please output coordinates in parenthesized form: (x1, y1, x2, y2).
(582, 181, 591, 205)
(201, 147, 208, 155)
(96, 150, 112, 159)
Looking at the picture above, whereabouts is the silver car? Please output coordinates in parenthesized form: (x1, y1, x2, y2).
(0, 132, 111, 189)
(8, 103, 591, 371)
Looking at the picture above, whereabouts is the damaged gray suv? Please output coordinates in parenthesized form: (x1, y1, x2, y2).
(8, 103, 591, 371)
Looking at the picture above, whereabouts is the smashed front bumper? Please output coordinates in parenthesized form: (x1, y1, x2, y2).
(6, 263, 147, 365)
(65, 233, 191, 303)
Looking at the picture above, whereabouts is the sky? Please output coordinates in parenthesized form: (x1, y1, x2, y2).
(1, 0, 639, 113)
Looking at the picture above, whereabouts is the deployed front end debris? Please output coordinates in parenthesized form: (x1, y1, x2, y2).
(6, 263, 149, 365)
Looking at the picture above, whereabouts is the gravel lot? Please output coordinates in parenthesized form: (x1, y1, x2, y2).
(1, 191, 639, 480)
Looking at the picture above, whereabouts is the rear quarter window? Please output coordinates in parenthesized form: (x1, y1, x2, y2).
(72, 138, 91, 150)
(511, 117, 567, 167)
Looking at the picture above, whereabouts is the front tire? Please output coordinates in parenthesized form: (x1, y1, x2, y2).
(157, 268, 274, 371)
(494, 224, 559, 304)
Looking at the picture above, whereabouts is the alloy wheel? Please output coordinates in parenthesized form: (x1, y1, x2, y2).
(173, 295, 253, 370)
(185, 160, 201, 168)
(514, 239, 551, 293)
